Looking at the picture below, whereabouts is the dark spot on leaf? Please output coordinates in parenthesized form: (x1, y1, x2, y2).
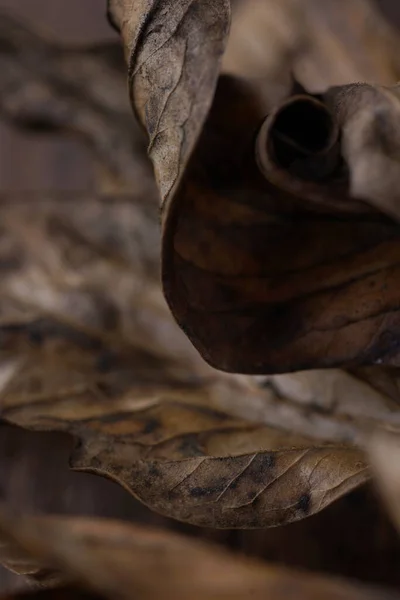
(189, 487, 210, 498)
(259, 453, 275, 470)
(148, 464, 161, 478)
(247, 453, 275, 485)
(296, 493, 311, 514)
(190, 483, 226, 498)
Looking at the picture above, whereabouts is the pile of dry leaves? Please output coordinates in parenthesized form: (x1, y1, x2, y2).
(2, 0, 400, 597)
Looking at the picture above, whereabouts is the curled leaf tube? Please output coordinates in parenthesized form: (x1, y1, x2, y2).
(256, 95, 341, 183)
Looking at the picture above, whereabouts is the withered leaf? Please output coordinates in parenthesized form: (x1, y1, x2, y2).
(0, 194, 368, 528)
(2, 429, 399, 589)
(160, 76, 400, 373)
(111, 0, 400, 373)
(0, 511, 399, 600)
(107, 0, 230, 201)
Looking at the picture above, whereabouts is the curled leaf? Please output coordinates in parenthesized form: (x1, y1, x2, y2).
(111, 0, 400, 373)
(162, 76, 400, 373)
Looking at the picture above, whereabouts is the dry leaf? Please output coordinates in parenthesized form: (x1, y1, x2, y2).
(3, 429, 399, 588)
(107, 0, 230, 201)
(0, 324, 367, 528)
(0, 194, 368, 528)
(0, 511, 399, 600)
(109, 0, 400, 373)
(161, 76, 400, 373)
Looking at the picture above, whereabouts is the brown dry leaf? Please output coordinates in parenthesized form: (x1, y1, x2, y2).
(161, 75, 400, 373)
(107, 0, 230, 201)
(0, 14, 151, 192)
(109, 0, 400, 373)
(3, 428, 400, 589)
(0, 193, 369, 528)
(0, 511, 399, 600)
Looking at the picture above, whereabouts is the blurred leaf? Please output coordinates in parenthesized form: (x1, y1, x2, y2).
(0, 14, 151, 192)
(224, 0, 400, 90)
(0, 194, 370, 528)
(0, 533, 61, 588)
(0, 511, 399, 600)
